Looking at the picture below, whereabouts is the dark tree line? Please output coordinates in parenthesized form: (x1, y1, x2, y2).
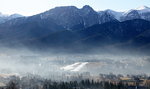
(3, 76, 150, 89)
(5, 78, 129, 89)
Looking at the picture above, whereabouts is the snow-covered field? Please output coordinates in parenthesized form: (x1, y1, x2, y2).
(59, 55, 150, 75)
(61, 62, 88, 72)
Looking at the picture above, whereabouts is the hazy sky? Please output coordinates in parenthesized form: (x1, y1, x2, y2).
(0, 0, 150, 16)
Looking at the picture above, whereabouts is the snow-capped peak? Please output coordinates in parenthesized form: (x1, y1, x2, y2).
(103, 9, 123, 20)
(123, 6, 150, 16)
(0, 12, 22, 18)
(9, 14, 23, 18)
(136, 6, 149, 10)
(0, 12, 9, 17)
(0, 12, 23, 24)
(135, 6, 150, 14)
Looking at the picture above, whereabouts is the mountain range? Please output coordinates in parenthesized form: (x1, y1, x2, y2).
(0, 5, 150, 53)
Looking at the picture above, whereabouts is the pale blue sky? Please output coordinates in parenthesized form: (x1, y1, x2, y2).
(1, 0, 150, 16)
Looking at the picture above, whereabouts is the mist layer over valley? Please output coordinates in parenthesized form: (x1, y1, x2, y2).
(0, 47, 150, 79)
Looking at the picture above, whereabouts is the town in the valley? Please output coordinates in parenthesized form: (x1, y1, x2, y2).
(0, 72, 150, 89)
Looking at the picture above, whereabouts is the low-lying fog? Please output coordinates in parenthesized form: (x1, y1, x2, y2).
(0, 47, 150, 79)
